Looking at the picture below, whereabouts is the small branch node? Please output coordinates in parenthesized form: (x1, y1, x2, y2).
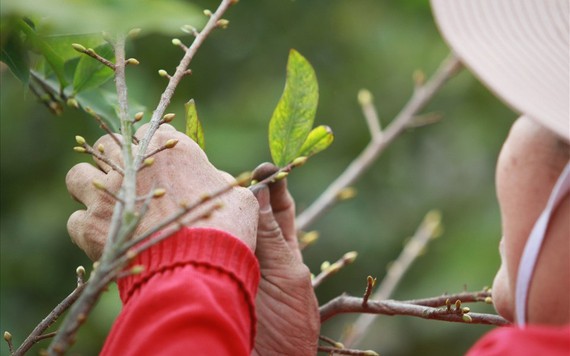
(4, 331, 14, 354)
(71, 44, 116, 70)
(76, 266, 86, 287)
(362, 276, 377, 307)
(312, 251, 358, 288)
(158, 69, 171, 79)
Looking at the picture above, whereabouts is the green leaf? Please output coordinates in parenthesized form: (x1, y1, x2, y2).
(73, 43, 114, 94)
(298, 125, 334, 157)
(269, 49, 319, 167)
(185, 99, 205, 150)
(2, 0, 205, 36)
(0, 28, 30, 85)
(17, 20, 68, 88)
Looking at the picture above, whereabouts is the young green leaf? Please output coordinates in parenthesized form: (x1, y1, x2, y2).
(269, 49, 318, 167)
(185, 99, 205, 150)
(0, 29, 30, 85)
(73, 44, 115, 94)
(298, 125, 334, 158)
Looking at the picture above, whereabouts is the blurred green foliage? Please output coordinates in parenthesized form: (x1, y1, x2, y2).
(1, 0, 515, 355)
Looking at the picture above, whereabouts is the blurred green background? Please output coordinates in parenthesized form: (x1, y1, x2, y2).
(1, 0, 516, 354)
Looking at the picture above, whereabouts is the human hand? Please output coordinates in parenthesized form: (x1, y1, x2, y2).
(66, 124, 258, 261)
(251, 163, 320, 356)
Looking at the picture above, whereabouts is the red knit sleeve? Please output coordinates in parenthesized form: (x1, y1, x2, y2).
(101, 227, 260, 356)
(467, 325, 570, 356)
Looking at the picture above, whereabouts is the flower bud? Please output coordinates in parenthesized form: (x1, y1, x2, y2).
(462, 307, 471, 314)
(172, 38, 182, 46)
(126, 58, 139, 66)
(134, 112, 144, 122)
(75, 135, 86, 145)
(92, 179, 105, 190)
(462, 314, 473, 323)
(76, 266, 86, 277)
(203, 9, 213, 16)
(72, 43, 87, 53)
(153, 188, 166, 198)
(320, 261, 331, 271)
(128, 28, 142, 38)
(357, 89, 373, 106)
(164, 139, 179, 149)
(143, 157, 155, 167)
(484, 296, 493, 304)
(163, 113, 176, 122)
(67, 97, 79, 108)
(343, 251, 358, 263)
(158, 69, 169, 77)
(217, 19, 229, 29)
(274, 171, 289, 181)
(73, 146, 87, 153)
(292, 156, 308, 167)
(97, 143, 105, 153)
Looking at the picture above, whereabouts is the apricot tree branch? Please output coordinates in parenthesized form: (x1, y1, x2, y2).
(320, 294, 509, 326)
(296, 54, 462, 230)
(135, 0, 236, 169)
(343, 210, 442, 346)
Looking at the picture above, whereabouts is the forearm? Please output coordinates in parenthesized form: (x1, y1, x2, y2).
(102, 228, 260, 355)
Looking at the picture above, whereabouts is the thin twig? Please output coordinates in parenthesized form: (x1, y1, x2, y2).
(318, 345, 379, 355)
(313, 251, 358, 288)
(296, 54, 462, 230)
(362, 276, 376, 307)
(84, 144, 124, 175)
(319, 335, 344, 347)
(80, 48, 116, 70)
(134, 0, 236, 169)
(319, 295, 509, 326)
(14, 282, 87, 356)
(343, 210, 442, 346)
(86, 109, 123, 148)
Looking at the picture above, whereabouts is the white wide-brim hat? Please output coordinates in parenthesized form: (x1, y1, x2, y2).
(431, 0, 569, 142)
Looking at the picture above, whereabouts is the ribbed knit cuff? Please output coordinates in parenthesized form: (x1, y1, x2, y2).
(118, 227, 260, 305)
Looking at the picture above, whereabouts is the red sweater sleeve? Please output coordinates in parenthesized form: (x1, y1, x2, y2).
(101, 227, 260, 356)
(467, 325, 570, 355)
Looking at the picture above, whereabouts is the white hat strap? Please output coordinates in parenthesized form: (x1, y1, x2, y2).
(515, 160, 570, 326)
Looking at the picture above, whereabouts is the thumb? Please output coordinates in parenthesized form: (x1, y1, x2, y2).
(252, 185, 299, 268)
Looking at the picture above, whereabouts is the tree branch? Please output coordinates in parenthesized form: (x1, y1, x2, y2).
(296, 54, 462, 230)
(342, 210, 442, 346)
(320, 294, 509, 326)
(134, 0, 236, 169)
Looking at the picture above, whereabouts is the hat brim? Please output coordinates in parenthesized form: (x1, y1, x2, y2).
(431, 0, 569, 142)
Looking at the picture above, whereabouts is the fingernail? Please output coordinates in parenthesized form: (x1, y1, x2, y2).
(252, 185, 270, 212)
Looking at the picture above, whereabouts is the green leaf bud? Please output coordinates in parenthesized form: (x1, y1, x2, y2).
(337, 187, 357, 201)
(97, 143, 105, 153)
(128, 28, 142, 38)
(130, 265, 145, 274)
(4, 331, 12, 343)
(67, 97, 79, 108)
(363, 351, 379, 356)
(75, 135, 86, 146)
(300, 231, 319, 246)
(485, 296, 493, 304)
(320, 261, 331, 271)
(158, 69, 169, 77)
(163, 113, 176, 122)
(292, 156, 308, 167)
(343, 251, 358, 263)
(172, 38, 182, 46)
(73, 146, 87, 153)
(217, 19, 229, 29)
(203, 9, 213, 17)
(164, 139, 179, 149)
(153, 188, 167, 198)
(134, 112, 144, 122)
(462, 307, 471, 314)
(274, 171, 289, 181)
(72, 43, 87, 53)
(126, 58, 140, 66)
(143, 157, 155, 167)
(462, 314, 473, 323)
(455, 299, 462, 309)
(76, 266, 86, 277)
(92, 179, 105, 190)
(357, 89, 373, 106)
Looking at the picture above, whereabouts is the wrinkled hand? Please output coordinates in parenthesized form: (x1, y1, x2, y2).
(251, 163, 320, 356)
(66, 124, 258, 261)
